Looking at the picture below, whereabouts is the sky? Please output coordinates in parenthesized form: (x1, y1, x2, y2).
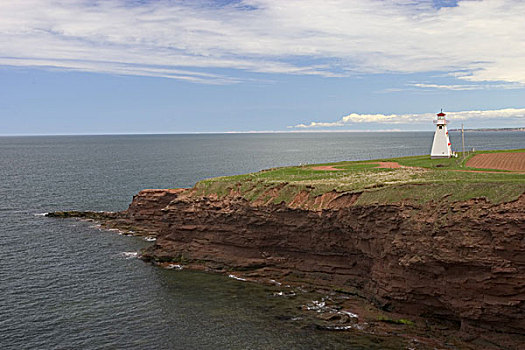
(1, 0, 525, 135)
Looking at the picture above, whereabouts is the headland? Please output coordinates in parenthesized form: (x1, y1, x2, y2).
(48, 149, 525, 349)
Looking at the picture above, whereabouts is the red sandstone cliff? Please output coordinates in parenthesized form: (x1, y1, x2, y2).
(50, 188, 525, 347)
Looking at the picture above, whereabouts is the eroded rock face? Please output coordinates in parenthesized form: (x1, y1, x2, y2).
(140, 192, 525, 334)
(53, 189, 525, 342)
(100, 189, 185, 236)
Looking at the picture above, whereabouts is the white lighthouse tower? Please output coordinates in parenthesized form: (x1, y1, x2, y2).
(430, 110, 453, 158)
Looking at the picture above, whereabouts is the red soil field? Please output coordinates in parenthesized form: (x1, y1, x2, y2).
(466, 152, 525, 171)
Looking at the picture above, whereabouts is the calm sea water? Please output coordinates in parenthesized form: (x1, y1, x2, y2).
(1, 132, 523, 349)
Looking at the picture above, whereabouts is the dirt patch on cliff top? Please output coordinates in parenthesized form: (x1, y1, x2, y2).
(311, 165, 343, 171)
(375, 162, 404, 169)
(466, 152, 525, 171)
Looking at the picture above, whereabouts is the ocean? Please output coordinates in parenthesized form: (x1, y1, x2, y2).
(0, 132, 523, 349)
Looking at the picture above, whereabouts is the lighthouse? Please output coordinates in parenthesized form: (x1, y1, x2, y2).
(430, 110, 453, 158)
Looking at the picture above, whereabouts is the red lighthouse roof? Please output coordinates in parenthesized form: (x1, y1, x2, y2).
(437, 111, 446, 117)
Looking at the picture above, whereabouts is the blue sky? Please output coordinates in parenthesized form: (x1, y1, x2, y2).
(1, 0, 524, 135)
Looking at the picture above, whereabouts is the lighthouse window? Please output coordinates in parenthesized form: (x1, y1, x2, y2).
(439, 125, 443, 129)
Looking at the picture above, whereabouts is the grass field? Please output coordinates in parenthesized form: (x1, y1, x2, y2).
(192, 149, 525, 207)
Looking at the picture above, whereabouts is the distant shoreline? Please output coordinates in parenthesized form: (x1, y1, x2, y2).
(449, 127, 524, 132)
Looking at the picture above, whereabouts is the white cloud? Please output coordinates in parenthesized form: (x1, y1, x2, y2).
(1, 1, 525, 84)
(291, 108, 525, 128)
(409, 83, 525, 91)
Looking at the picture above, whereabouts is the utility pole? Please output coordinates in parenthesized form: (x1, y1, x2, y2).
(461, 123, 465, 160)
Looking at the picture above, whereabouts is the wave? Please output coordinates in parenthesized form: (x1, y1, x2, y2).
(164, 264, 183, 270)
(121, 252, 138, 259)
(228, 274, 247, 281)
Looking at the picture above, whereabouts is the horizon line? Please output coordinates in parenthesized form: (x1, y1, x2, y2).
(0, 129, 435, 137)
(1, 127, 523, 137)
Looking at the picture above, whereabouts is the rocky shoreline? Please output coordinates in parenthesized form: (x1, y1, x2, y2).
(48, 188, 525, 349)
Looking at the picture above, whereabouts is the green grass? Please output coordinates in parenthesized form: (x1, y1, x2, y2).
(377, 316, 415, 326)
(191, 149, 524, 207)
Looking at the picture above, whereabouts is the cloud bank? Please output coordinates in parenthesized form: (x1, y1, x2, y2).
(292, 108, 525, 128)
(1, 1, 525, 84)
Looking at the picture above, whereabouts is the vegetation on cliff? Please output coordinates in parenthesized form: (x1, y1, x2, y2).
(193, 149, 525, 208)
